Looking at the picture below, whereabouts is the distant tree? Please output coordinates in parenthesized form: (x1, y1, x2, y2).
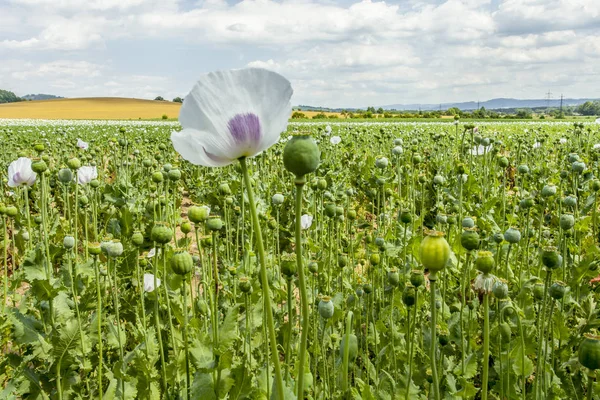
(154, 96, 165, 101)
(0, 89, 23, 104)
(291, 111, 307, 119)
(312, 113, 327, 119)
(366, 106, 376, 113)
(446, 107, 461, 116)
(173, 97, 183, 103)
(576, 101, 600, 116)
(162, 114, 168, 120)
(376, 107, 384, 114)
(515, 108, 533, 119)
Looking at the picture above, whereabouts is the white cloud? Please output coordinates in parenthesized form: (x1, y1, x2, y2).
(1, 0, 599, 106)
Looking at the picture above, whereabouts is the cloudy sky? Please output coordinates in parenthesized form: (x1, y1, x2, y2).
(1, 0, 599, 108)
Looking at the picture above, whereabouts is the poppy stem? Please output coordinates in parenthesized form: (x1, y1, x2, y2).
(239, 157, 284, 400)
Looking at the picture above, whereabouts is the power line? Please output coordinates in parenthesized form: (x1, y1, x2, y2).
(546, 91, 553, 108)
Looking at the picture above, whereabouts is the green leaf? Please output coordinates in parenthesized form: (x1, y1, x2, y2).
(191, 372, 217, 400)
(217, 305, 239, 355)
(511, 345, 534, 377)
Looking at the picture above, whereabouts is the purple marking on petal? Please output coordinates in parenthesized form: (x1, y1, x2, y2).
(13, 172, 21, 184)
(203, 147, 231, 164)
(227, 113, 261, 145)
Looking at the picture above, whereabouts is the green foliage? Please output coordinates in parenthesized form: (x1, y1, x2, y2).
(0, 89, 23, 104)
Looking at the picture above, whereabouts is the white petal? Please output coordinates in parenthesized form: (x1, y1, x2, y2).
(177, 68, 292, 162)
(171, 128, 233, 167)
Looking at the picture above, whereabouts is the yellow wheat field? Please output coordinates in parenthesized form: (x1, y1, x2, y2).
(0, 98, 183, 120)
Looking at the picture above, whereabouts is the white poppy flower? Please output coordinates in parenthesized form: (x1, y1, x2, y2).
(596, 117, 600, 124)
(533, 142, 541, 149)
(171, 68, 293, 167)
(330, 136, 341, 145)
(143, 273, 161, 292)
(301, 214, 313, 230)
(77, 138, 89, 150)
(594, 144, 600, 150)
(469, 145, 492, 156)
(147, 247, 161, 258)
(77, 166, 98, 185)
(559, 138, 567, 144)
(324, 125, 332, 135)
(8, 157, 36, 187)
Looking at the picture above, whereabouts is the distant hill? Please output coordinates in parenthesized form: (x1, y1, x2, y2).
(381, 97, 600, 111)
(22, 94, 64, 101)
(0, 89, 23, 104)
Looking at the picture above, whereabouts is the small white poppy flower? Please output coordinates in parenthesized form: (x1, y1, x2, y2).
(171, 68, 293, 167)
(77, 138, 89, 150)
(324, 125, 332, 135)
(77, 166, 98, 185)
(147, 248, 161, 258)
(8, 157, 36, 187)
(301, 214, 313, 230)
(595, 117, 600, 124)
(594, 144, 600, 150)
(559, 138, 567, 144)
(330, 136, 341, 145)
(533, 142, 541, 149)
(143, 273, 161, 292)
(469, 145, 492, 156)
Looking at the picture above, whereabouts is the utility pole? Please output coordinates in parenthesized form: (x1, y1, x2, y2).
(560, 94, 564, 116)
(546, 91, 553, 108)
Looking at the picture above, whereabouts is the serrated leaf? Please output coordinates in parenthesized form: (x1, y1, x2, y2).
(217, 305, 239, 355)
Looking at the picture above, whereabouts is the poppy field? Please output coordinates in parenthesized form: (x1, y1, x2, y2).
(2, 116, 600, 400)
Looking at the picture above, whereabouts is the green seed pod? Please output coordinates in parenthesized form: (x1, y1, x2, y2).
(206, 217, 223, 231)
(462, 217, 475, 228)
(549, 281, 566, 300)
(283, 134, 321, 178)
(572, 161, 585, 174)
(218, 183, 232, 195)
(493, 232, 504, 244)
(88, 242, 102, 256)
(439, 330, 449, 346)
(492, 280, 509, 299)
(563, 196, 577, 208)
(90, 179, 100, 188)
(402, 286, 416, 306)
(324, 203, 336, 218)
(57, 168, 74, 184)
(433, 175, 445, 185)
(78, 195, 89, 207)
(180, 221, 192, 235)
(461, 228, 480, 251)
(67, 157, 81, 170)
(171, 250, 194, 275)
(167, 169, 181, 181)
(475, 251, 495, 274)
(318, 296, 334, 319)
(31, 159, 48, 174)
(347, 210, 357, 220)
(238, 277, 252, 293)
(338, 255, 348, 268)
(107, 240, 124, 258)
(151, 223, 173, 244)
(132, 231, 144, 246)
(410, 270, 425, 287)
(370, 253, 381, 265)
(188, 206, 210, 224)
(592, 180, 600, 192)
(517, 164, 529, 174)
(541, 185, 557, 197)
(400, 210, 412, 224)
(559, 213, 575, 230)
(499, 323, 511, 342)
(33, 143, 45, 153)
(497, 156, 509, 168)
(308, 261, 318, 274)
(5, 206, 18, 218)
(533, 283, 544, 301)
(375, 157, 389, 169)
(504, 227, 521, 244)
(363, 283, 373, 294)
(339, 334, 358, 361)
(143, 159, 153, 168)
(387, 269, 400, 286)
(317, 178, 328, 190)
(63, 235, 75, 249)
(280, 253, 297, 277)
(152, 171, 164, 183)
(420, 230, 450, 273)
(579, 334, 600, 370)
(541, 247, 562, 269)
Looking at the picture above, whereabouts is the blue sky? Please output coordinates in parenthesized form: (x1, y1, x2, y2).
(1, 0, 599, 108)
